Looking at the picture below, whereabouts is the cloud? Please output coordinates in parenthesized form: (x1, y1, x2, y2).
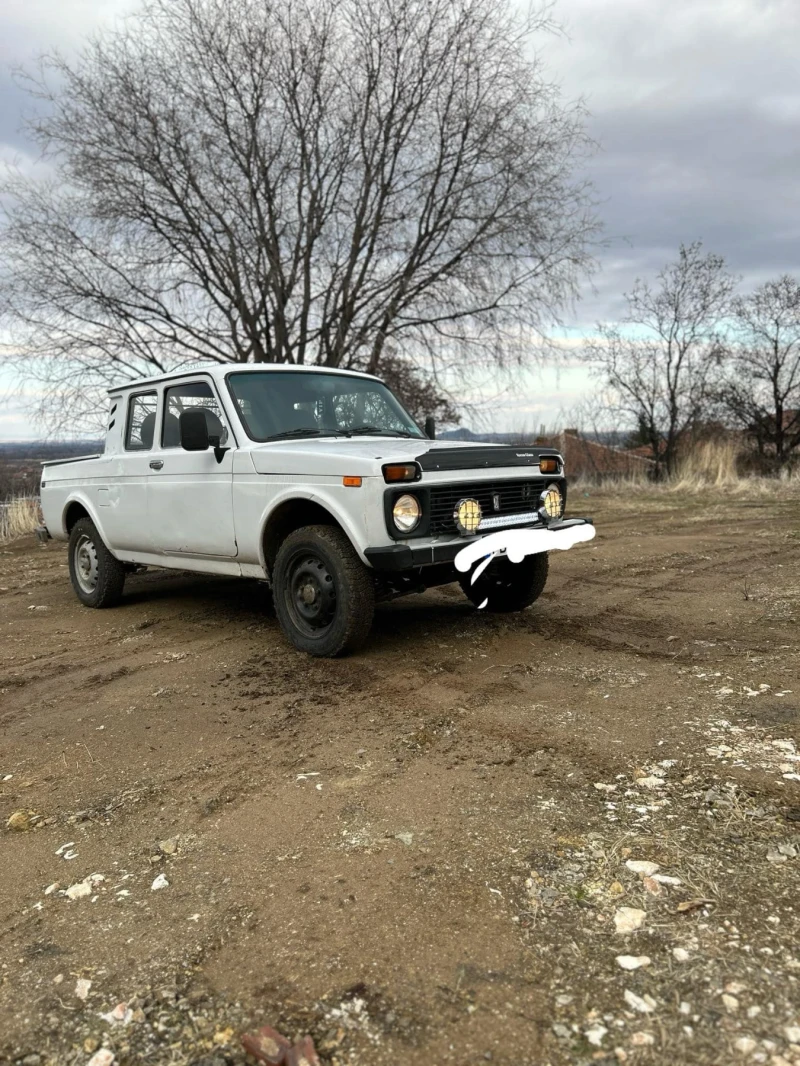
(541, 0, 800, 323)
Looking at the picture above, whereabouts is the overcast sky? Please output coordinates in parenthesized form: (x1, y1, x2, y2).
(2, 0, 799, 437)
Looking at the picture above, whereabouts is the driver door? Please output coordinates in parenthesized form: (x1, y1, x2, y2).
(147, 378, 238, 558)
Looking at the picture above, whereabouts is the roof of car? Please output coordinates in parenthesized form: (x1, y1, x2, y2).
(108, 363, 381, 395)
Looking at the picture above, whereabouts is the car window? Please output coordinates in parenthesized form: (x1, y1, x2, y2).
(162, 380, 229, 448)
(227, 371, 424, 441)
(125, 392, 158, 451)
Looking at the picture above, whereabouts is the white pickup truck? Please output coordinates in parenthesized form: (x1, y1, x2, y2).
(39, 365, 592, 655)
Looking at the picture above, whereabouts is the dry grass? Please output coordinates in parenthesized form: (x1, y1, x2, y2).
(0, 495, 42, 543)
(575, 439, 800, 498)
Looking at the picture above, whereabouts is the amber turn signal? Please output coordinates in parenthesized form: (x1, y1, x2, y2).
(342, 476, 362, 487)
(382, 463, 419, 483)
(539, 457, 559, 474)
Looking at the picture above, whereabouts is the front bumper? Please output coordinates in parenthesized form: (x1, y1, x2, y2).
(365, 517, 593, 572)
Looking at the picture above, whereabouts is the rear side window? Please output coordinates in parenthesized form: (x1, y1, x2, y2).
(162, 380, 229, 447)
(125, 392, 158, 451)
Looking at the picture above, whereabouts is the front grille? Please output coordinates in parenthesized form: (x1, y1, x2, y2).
(428, 478, 548, 535)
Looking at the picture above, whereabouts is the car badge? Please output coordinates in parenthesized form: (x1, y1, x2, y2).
(492, 493, 501, 512)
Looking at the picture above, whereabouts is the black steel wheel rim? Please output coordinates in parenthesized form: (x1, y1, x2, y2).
(284, 550, 337, 636)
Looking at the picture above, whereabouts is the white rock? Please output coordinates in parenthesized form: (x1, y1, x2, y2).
(652, 874, 682, 885)
(44, 882, 60, 895)
(624, 990, 655, 1013)
(585, 1024, 608, 1046)
(785, 1025, 800, 1043)
(616, 955, 651, 971)
(594, 783, 617, 792)
(733, 1037, 757, 1054)
(66, 881, 92, 901)
(87, 1051, 115, 1066)
(636, 776, 664, 790)
(151, 873, 169, 891)
(672, 947, 691, 962)
(615, 907, 646, 934)
(99, 1002, 133, 1026)
(630, 1032, 655, 1046)
(625, 860, 660, 876)
(75, 978, 92, 1000)
(721, 993, 739, 1013)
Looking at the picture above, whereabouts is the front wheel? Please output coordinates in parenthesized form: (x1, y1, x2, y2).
(68, 517, 126, 608)
(459, 552, 548, 612)
(272, 525, 375, 656)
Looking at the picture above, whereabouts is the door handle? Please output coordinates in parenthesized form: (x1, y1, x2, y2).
(149, 460, 164, 470)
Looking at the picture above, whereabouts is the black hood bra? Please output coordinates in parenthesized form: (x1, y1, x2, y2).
(414, 445, 560, 472)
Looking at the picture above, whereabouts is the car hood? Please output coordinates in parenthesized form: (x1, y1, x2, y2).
(248, 437, 560, 477)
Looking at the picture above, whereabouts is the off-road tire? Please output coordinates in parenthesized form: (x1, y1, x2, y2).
(459, 552, 548, 613)
(68, 517, 126, 608)
(273, 524, 375, 656)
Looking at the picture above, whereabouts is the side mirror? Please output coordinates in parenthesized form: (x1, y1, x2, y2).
(179, 409, 210, 451)
(424, 415, 436, 440)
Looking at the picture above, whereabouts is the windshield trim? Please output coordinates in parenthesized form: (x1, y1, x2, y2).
(223, 369, 426, 444)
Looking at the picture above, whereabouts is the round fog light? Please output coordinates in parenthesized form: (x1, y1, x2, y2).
(454, 498, 482, 535)
(539, 483, 564, 520)
(393, 493, 421, 533)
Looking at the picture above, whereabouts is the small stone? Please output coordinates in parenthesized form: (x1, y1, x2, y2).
(555, 994, 573, 1006)
(616, 955, 651, 971)
(725, 981, 747, 995)
(746, 1006, 761, 1019)
(652, 874, 682, 885)
(734, 1037, 757, 1055)
(784, 1026, 800, 1044)
(608, 881, 625, 897)
(158, 838, 178, 856)
(87, 1051, 114, 1066)
(767, 850, 787, 864)
(66, 881, 93, 901)
(151, 873, 169, 891)
(552, 1023, 571, 1039)
(721, 993, 739, 1013)
(642, 876, 662, 896)
(636, 776, 664, 790)
(672, 947, 691, 962)
(585, 1024, 608, 1046)
(394, 832, 413, 846)
(75, 978, 92, 1000)
(44, 882, 60, 895)
(20, 1055, 42, 1066)
(6, 810, 40, 832)
(615, 907, 646, 934)
(625, 860, 660, 876)
(624, 990, 655, 1013)
(594, 783, 617, 792)
(630, 1031, 655, 1046)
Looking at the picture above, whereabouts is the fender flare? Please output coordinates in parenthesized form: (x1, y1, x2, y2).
(257, 489, 368, 574)
(61, 493, 115, 552)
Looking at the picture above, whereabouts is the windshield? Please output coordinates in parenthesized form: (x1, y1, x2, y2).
(226, 371, 426, 442)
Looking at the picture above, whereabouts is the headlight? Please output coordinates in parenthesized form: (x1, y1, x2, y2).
(453, 497, 482, 535)
(393, 493, 421, 532)
(539, 483, 564, 520)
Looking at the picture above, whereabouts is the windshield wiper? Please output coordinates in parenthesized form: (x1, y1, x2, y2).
(347, 426, 420, 438)
(265, 428, 348, 441)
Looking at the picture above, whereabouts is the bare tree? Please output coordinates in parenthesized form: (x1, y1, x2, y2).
(716, 276, 800, 473)
(584, 242, 737, 478)
(0, 0, 596, 430)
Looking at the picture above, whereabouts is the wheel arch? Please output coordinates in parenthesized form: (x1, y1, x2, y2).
(260, 496, 361, 578)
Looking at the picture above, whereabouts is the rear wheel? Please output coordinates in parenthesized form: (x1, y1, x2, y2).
(68, 517, 126, 608)
(459, 552, 548, 612)
(273, 525, 375, 656)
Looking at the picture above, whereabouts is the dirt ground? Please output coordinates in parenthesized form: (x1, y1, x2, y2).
(2, 487, 800, 1066)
